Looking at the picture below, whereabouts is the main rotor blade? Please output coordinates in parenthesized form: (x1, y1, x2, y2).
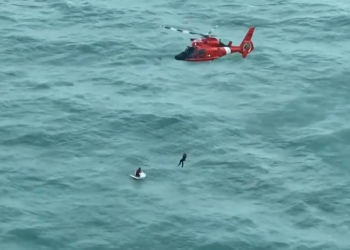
(161, 25, 208, 37)
(207, 25, 218, 35)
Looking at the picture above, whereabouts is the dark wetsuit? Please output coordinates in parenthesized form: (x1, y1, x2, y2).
(178, 153, 187, 167)
(135, 168, 141, 177)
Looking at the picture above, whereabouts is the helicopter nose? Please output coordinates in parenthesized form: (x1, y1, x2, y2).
(175, 53, 185, 60)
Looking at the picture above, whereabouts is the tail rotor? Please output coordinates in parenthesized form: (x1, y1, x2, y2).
(239, 27, 255, 58)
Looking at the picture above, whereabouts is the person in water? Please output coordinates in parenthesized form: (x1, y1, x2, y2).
(135, 167, 141, 177)
(177, 153, 187, 167)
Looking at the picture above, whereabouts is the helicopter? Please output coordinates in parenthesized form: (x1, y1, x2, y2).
(161, 25, 255, 62)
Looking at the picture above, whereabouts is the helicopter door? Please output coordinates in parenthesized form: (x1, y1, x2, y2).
(197, 49, 205, 58)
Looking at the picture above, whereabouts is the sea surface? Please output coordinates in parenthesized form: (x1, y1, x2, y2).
(1, 0, 350, 249)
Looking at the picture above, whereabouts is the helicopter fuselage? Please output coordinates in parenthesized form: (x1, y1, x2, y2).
(175, 37, 240, 62)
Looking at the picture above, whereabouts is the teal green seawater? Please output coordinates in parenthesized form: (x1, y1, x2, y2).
(1, 1, 350, 249)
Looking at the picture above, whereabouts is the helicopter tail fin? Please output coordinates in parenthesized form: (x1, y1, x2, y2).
(239, 27, 255, 58)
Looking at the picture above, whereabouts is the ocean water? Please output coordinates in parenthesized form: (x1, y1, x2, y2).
(1, 0, 350, 249)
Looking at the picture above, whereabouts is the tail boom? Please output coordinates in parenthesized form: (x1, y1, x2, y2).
(228, 27, 255, 58)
